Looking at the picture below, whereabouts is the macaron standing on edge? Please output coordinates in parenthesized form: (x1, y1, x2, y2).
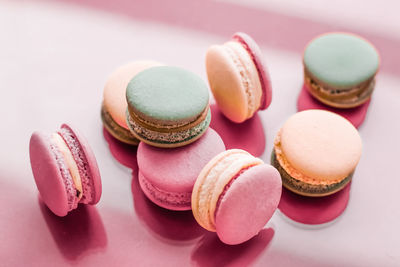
(206, 32, 272, 123)
(272, 110, 362, 197)
(137, 128, 226, 211)
(101, 61, 162, 145)
(29, 124, 102, 216)
(192, 149, 282, 245)
(126, 66, 211, 148)
(299, 32, 380, 127)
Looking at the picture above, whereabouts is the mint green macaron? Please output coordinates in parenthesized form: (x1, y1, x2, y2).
(303, 32, 379, 108)
(126, 66, 211, 148)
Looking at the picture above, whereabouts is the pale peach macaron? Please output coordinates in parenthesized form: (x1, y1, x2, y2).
(206, 32, 272, 123)
(272, 110, 362, 197)
(101, 61, 162, 145)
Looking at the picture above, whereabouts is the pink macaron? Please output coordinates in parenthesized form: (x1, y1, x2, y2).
(192, 149, 282, 245)
(206, 32, 272, 123)
(137, 128, 226, 211)
(29, 124, 102, 216)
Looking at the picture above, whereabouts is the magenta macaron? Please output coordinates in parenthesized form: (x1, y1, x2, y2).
(29, 124, 102, 216)
(137, 128, 226, 211)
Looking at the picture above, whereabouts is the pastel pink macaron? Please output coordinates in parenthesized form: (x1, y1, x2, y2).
(137, 128, 226, 211)
(206, 32, 272, 123)
(29, 124, 102, 217)
(192, 149, 282, 245)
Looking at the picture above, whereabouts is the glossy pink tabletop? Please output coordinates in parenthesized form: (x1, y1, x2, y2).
(1, 0, 400, 266)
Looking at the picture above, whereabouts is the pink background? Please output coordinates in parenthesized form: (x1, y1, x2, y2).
(1, 0, 399, 266)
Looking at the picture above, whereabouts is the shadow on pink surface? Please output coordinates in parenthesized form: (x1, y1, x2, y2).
(103, 128, 138, 169)
(278, 183, 351, 225)
(297, 85, 370, 128)
(210, 104, 266, 157)
(50, 0, 400, 77)
(131, 171, 205, 243)
(191, 228, 274, 267)
(38, 197, 107, 261)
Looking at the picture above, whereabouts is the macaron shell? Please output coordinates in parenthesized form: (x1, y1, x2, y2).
(126, 66, 209, 125)
(191, 149, 250, 231)
(103, 61, 162, 129)
(303, 32, 379, 89)
(297, 84, 370, 128)
(29, 132, 70, 217)
(232, 32, 272, 110)
(61, 124, 102, 205)
(215, 164, 282, 245)
(280, 110, 362, 182)
(209, 155, 263, 227)
(206, 45, 249, 123)
(137, 128, 225, 194)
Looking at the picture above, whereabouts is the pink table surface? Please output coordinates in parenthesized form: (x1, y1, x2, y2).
(1, 0, 400, 266)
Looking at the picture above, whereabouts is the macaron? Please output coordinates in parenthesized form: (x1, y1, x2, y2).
(303, 32, 379, 109)
(206, 32, 272, 123)
(137, 128, 225, 210)
(192, 149, 282, 245)
(126, 66, 211, 148)
(101, 61, 162, 145)
(272, 110, 362, 197)
(29, 124, 102, 216)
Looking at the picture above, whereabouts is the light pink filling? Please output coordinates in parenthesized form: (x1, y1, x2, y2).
(49, 140, 79, 211)
(59, 127, 94, 204)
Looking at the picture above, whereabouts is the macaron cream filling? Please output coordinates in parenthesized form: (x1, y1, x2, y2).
(51, 133, 83, 199)
(127, 109, 211, 144)
(58, 126, 95, 204)
(305, 74, 375, 107)
(101, 103, 139, 144)
(232, 33, 270, 110)
(128, 104, 210, 131)
(223, 41, 263, 118)
(49, 135, 80, 211)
